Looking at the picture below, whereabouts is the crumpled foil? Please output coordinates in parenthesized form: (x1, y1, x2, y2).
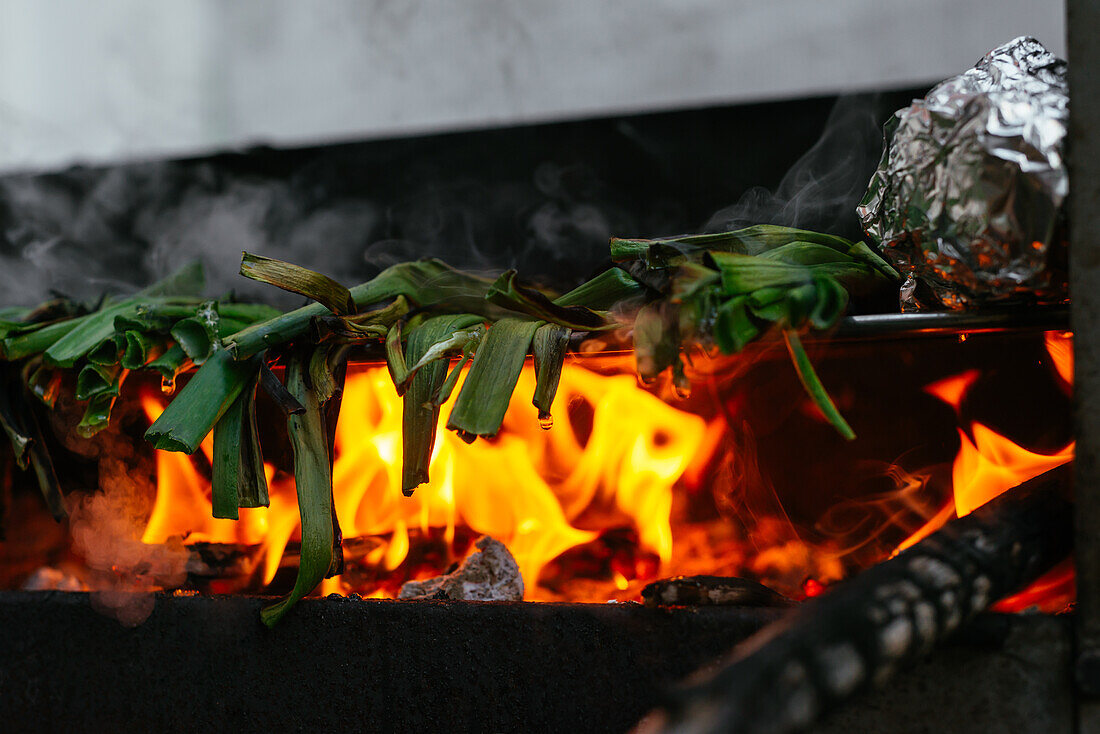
(857, 36, 1069, 309)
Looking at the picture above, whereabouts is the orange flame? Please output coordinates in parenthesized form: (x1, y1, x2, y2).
(951, 423, 1072, 517)
(141, 396, 271, 547)
(924, 369, 980, 412)
(137, 331, 1076, 610)
(895, 331, 1075, 611)
(1045, 331, 1073, 385)
(141, 358, 707, 598)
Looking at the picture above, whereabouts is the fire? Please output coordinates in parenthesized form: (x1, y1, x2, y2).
(140, 401, 272, 547)
(951, 422, 1073, 517)
(141, 358, 707, 599)
(924, 369, 980, 412)
(1045, 331, 1073, 385)
(135, 330, 1075, 610)
(895, 330, 1075, 611)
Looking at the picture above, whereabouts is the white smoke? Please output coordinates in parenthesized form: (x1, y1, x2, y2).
(0, 151, 646, 310)
(705, 94, 890, 241)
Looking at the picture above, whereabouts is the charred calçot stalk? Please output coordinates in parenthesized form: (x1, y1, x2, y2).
(259, 347, 338, 628)
(396, 314, 484, 493)
(0, 224, 899, 624)
(635, 466, 1073, 734)
(211, 361, 268, 519)
(613, 225, 900, 439)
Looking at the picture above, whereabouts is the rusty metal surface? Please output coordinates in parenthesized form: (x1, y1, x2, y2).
(0, 592, 1074, 734)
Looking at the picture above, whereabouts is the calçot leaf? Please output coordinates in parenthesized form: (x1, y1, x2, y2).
(401, 315, 483, 494)
(485, 270, 614, 330)
(261, 348, 336, 627)
(783, 328, 855, 441)
(240, 252, 356, 316)
(531, 323, 571, 425)
(633, 301, 680, 382)
(446, 318, 542, 440)
(225, 258, 496, 359)
(211, 375, 268, 519)
(144, 349, 262, 454)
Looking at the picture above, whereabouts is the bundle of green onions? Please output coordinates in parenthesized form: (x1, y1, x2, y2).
(611, 226, 900, 439)
(0, 225, 897, 624)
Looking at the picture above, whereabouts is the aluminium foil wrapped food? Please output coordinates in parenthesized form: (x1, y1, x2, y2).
(857, 36, 1069, 309)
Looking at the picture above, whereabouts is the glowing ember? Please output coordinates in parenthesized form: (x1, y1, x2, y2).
(801, 578, 825, 598)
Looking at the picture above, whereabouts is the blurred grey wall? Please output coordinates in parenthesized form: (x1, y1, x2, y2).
(0, 0, 1066, 174)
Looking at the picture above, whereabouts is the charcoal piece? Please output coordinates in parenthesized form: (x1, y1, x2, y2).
(642, 576, 794, 608)
(183, 542, 255, 579)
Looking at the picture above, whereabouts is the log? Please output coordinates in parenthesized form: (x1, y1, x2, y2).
(635, 465, 1074, 734)
(183, 535, 383, 580)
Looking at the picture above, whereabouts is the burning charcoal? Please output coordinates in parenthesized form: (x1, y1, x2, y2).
(398, 536, 524, 602)
(641, 575, 794, 609)
(858, 37, 1069, 309)
(182, 542, 256, 580)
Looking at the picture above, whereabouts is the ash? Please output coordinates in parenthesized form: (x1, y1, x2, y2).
(398, 536, 524, 602)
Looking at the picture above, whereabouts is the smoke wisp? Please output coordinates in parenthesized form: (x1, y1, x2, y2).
(705, 94, 892, 242)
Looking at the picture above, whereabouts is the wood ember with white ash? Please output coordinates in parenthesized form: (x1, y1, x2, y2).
(398, 536, 524, 601)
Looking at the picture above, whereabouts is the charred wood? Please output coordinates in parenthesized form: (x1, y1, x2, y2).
(635, 465, 1073, 734)
(182, 535, 383, 581)
(184, 541, 257, 579)
(642, 576, 795, 608)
